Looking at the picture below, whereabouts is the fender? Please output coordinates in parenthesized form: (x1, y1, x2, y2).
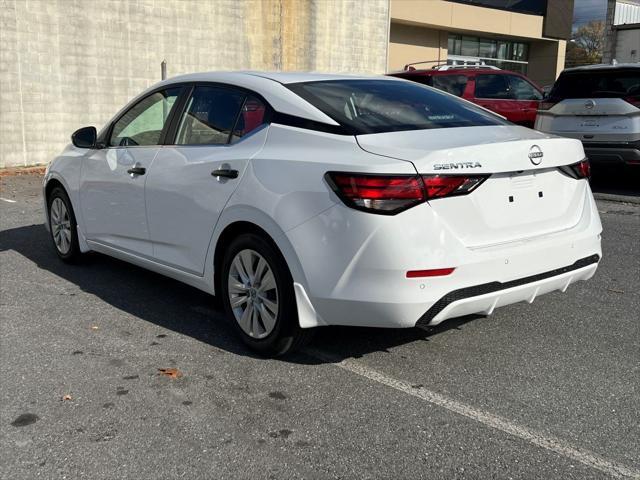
(44, 148, 91, 252)
(203, 204, 327, 329)
(204, 204, 310, 295)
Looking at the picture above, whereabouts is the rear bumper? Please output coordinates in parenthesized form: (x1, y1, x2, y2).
(583, 143, 640, 166)
(286, 185, 602, 329)
(417, 254, 599, 326)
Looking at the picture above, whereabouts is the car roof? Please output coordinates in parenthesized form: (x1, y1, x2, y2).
(115, 71, 401, 129)
(562, 63, 640, 73)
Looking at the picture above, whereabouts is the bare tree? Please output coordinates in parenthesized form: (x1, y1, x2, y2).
(566, 21, 605, 67)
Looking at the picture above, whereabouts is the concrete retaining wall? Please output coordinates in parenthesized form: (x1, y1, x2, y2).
(0, 0, 389, 167)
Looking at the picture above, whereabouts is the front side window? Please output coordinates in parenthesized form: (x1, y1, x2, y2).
(288, 80, 507, 135)
(110, 88, 181, 147)
(474, 74, 511, 99)
(507, 75, 542, 101)
(431, 75, 468, 97)
(176, 87, 245, 145)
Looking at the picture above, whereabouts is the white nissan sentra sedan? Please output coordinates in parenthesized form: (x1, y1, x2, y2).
(43, 72, 602, 355)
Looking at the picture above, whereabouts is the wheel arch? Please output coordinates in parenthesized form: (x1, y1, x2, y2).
(43, 172, 90, 252)
(211, 218, 307, 300)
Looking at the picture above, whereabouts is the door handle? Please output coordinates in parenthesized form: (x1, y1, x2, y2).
(127, 166, 146, 175)
(211, 168, 239, 179)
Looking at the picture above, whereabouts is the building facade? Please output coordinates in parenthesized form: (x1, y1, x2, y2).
(603, 0, 640, 64)
(1, 0, 574, 168)
(0, 0, 389, 168)
(388, 0, 574, 87)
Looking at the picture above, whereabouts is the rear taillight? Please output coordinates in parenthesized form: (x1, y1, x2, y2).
(559, 159, 591, 179)
(325, 173, 424, 214)
(538, 100, 558, 111)
(422, 175, 487, 199)
(326, 172, 488, 214)
(624, 96, 640, 109)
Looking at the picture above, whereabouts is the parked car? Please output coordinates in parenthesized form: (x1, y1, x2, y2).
(389, 64, 543, 128)
(44, 72, 602, 356)
(535, 63, 640, 168)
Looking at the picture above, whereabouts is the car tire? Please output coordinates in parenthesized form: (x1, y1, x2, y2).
(220, 233, 313, 356)
(47, 186, 82, 263)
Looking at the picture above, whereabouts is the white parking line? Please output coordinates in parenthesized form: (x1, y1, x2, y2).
(309, 349, 640, 479)
(0, 197, 17, 203)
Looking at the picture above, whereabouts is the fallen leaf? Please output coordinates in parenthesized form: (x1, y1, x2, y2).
(62, 394, 72, 401)
(158, 368, 182, 379)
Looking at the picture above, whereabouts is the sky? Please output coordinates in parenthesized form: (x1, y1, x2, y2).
(572, 0, 608, 29)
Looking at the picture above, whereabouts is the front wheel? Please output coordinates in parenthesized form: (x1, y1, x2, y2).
(220, 233, 313, 356)
(47, 186, 82, 263)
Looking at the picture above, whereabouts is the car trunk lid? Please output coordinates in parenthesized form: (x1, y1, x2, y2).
(356, 125, 588, 248)
(540, 98, 639, 142)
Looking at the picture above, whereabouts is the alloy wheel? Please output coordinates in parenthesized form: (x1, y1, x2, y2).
(50, 197, 72, 254)
(227, 249, 279, 339)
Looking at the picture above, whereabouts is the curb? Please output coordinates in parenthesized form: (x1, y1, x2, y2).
(593, 192, 640, 205)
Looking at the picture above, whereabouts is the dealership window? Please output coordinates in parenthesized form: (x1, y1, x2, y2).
(447, 34, 529, 74)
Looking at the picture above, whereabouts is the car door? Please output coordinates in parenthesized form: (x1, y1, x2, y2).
(145, 85, 269, 274)
(79, 87, 183, 256)
(504, 74, 543, 128)
(472, 73, 520, 122)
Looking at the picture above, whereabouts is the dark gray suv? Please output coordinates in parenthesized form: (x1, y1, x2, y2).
(535, 64, 640, 168)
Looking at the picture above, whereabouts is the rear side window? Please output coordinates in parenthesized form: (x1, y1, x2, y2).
(176, 87, 245, 145)
(287, 79, 507, 135)
(431, 75, 468, 97)
(474, 74, 511, 99)
(230, 95, 268, 143)
(395, 74, 433, 87)
(110, 88, 181, 147)
(550, 69, 640, 100)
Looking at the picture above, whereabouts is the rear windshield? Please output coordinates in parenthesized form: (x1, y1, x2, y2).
(549, 69, 640, 100)
(287, 79, 508, 135)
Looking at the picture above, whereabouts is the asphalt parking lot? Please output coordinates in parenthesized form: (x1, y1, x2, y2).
(1, 173, 639, 479)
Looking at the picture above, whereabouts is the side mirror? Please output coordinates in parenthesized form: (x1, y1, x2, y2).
(71, 126, 97, 149)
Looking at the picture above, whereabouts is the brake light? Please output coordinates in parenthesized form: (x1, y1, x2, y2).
(624, 96, 640, 109)
(421, 175, 487, 199)
(326, 172, 488, 214)
(559, 159, 590, 179)
(538, 100, 558, 111)
(325, 173, 424, 214)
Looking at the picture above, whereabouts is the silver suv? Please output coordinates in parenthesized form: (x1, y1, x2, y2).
(535, 64, 640, 168)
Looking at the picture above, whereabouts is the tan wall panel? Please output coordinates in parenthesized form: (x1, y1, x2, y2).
(388, 23, 447, 71)
(527, 40, 566, 87)
(509, 11, 545, 39)
(391, 0, 453, 27)
(391, 0, 544, 39)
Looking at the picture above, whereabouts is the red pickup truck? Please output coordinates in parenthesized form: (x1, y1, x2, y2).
(388, 65, 544, 128)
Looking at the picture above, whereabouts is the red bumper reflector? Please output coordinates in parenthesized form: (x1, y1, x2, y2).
(406, 267, 455, 278)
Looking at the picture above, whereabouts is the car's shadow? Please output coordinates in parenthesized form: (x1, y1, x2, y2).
(0, 224, 479, 364)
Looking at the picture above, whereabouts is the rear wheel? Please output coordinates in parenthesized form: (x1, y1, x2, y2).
(220, 233, 313, 356)
(47, 186, 82, 263)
